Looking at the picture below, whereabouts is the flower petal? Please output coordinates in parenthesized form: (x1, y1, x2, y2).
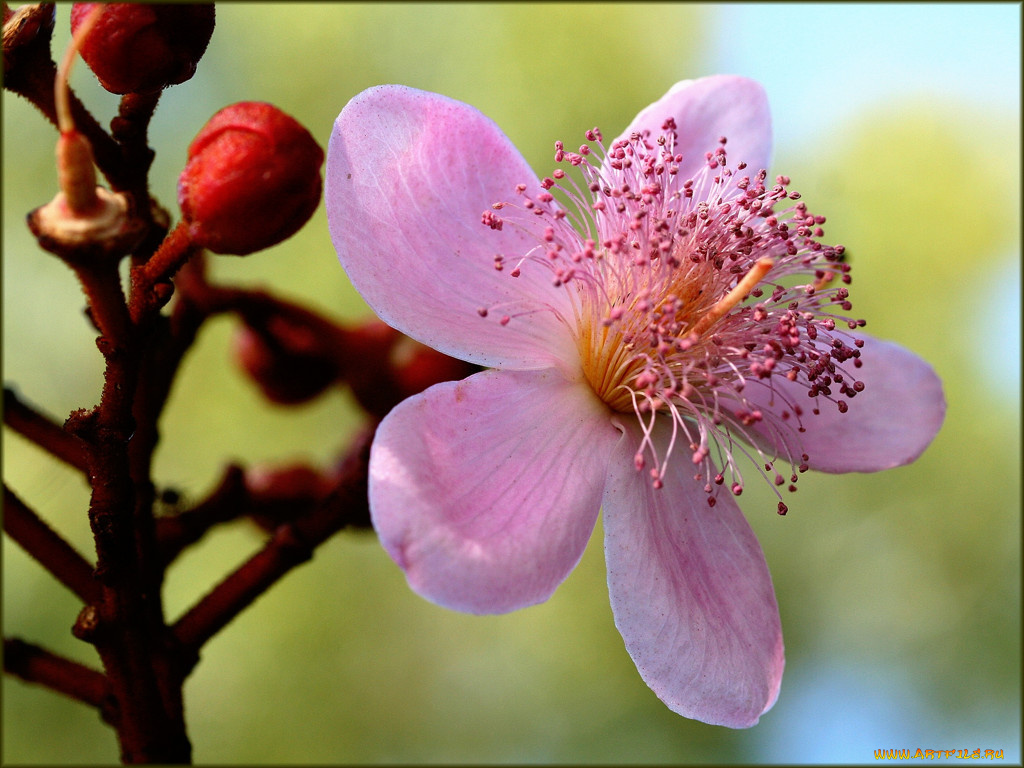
(326, 85, 576, 370)
(742, 336, 946, 473)
(602, 421, 784, 727)
(370, 368, 618, 614)
(617, 75, 772, 179)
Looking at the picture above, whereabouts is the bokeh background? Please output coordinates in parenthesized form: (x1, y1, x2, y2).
(3, 3, 1019, 763)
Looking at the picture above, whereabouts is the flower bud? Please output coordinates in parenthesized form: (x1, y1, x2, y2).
(342, 320, 479, 419)
(387, 334, 479, 401)
(178, 102, 324, 256)
(244, 464, 333, 532)
(233, 321, 338, 405)
(69, 3, 215, 94)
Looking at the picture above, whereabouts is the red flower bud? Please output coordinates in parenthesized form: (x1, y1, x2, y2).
(341, 321, 479, 419)
(387, 334, 480, 401)
(70, 3, 215, 94)
(244, 464, 334, 531)
(233, 322, 338, 405)
(178, 102, 324, 256)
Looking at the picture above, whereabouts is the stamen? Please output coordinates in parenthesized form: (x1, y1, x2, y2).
(481, 121, 862, 512)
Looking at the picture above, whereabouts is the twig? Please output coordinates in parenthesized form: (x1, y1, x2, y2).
(172, 430, 373, 670)
(3, 387, 91, 473)
(4, 637, 117, 724)
(155, 464, 249, 567)
(4, 484, 101, 603)
(129, 221, 198, 323)
(110, 90, 160, 200)
(76, 267, 193, 763)
(73, 261, 134, 354)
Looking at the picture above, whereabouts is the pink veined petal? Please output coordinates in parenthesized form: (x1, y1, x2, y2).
(369, 368, 618, 614)
(326, 85, 577, 371)
(602, 421, 784, 728)
(742, 335, 946, 474)
(616, 75, 773, 181)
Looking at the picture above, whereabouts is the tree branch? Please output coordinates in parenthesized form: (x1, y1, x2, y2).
(172, 430, 373, 671)
(3, 387, 91, 473)
(4, 637, 117, 725)
(155, 464, 249, 567)
(4, 484, 101, 603)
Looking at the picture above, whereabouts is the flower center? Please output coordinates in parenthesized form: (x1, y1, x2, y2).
(481, 122, 866, 510)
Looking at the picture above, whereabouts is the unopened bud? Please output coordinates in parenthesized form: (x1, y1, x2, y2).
(244, 464, 333, 532)
(178, 102, 324, 256)
(343, 321, 478, 418)
(387, 334, 479, 399)
(233, 321, 339, 405)
(69, 3, 215, 94)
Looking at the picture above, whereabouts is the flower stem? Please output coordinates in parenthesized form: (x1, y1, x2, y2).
(130, 221, 198, 323)
(72, 262, 132, 350)
(2, 12, 122, 188)
(155, 465, 249, 567)
(110, 91, 160, 197)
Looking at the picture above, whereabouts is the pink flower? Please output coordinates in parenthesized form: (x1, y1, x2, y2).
(325, 76, 945, 727)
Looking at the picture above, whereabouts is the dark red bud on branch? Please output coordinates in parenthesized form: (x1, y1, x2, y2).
(233, 322, 339, 405)
(177, 102, 324, 256)
(243, 464, 334, 531)
(342, 321, 479, 419)
(69, 3, 215, 94)
(387, 334, 480, 400)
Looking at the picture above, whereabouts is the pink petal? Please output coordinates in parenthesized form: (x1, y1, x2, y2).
(326, 85, 576, 370)
(602, 421, 784, 727)
(617, 75, 773, 179)
(369, 368, 618, 614)
(742, 336, 946, 473)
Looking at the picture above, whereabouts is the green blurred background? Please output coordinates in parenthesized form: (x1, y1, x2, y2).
(3, 3, 1019, 763)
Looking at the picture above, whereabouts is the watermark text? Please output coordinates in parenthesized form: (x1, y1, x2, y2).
(874, 749, 1004, 760)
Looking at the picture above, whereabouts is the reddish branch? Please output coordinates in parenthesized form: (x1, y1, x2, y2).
(3, 638, 117, 724)
(75, 256, 192, 763)
(3, 484, 100, 603)
(172, 431, 373, 664)
(4, 8, 472, 763)
(3, 387, 91, 473)
(155, 465, 248, 567)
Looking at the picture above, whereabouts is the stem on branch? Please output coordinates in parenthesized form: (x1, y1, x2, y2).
(110, 91, 160, 200)
(73, 262, 133, 350)
(129, 221, 198, 323)
(72, 247, 192, 763)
